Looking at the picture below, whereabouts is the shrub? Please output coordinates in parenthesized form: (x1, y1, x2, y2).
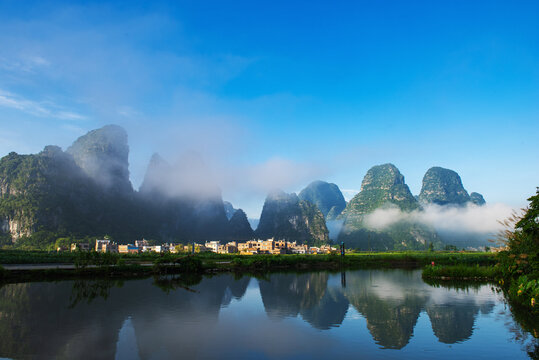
(496, 188, 539, 279)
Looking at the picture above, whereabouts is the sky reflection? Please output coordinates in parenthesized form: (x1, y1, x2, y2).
(0, 270, 535, 360)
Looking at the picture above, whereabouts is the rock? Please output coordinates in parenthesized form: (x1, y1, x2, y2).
(470, 192, 486, 206)
(139, 153, 170, 196)
(338, 164, 439, 250)
(228, 209, 254, 240)
(66, 125, 132, 193)
(223, 201, 238, 220)
(298, 180, 346, 220)
(139, 151, 230, 241)
(256, 190, 329, 246)
(418, 167, 470, 205)
(342, 163, 418, 217)
(0, 144, 143, 242)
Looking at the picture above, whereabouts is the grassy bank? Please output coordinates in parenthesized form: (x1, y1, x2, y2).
(0, 249, 497, 266)
(0, 249, 183, 264)
(0, 256, 203, 282)
(422, 264, 501, 281)
(208, 252, 496, 271)
(0, 250, 497, 283)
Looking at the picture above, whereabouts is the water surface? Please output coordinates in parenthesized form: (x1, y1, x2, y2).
(0, 270, 537, 359)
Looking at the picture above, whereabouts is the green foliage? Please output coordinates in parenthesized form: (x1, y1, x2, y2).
(14, 231, 58, 251)
(515, 188, 539, 239)
(54, 237, 71, 250)
(509, 275, 539, 301)
(422, 264, 500, 280)
(175, 256, 203, 272)
(495, 188, 539, 313)
(339, 220, 441, 251)
(497, 188, 539, 279)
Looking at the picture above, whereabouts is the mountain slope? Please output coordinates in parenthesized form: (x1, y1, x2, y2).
(228, 209, 255, 240)
(256, 190, 329, 245)
(66, 125, 132, 193)
(0, 144, 142, 243)
(298, 180, 346, 220)
(418, 167, 470, 205)
(338, 164, 439, 250)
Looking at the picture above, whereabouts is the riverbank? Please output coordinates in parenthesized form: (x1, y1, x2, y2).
(0, 251, 496, 282)
(421, 263, 539, 315)
(0, 249, 497, 265)
(1, 251, 537, 317)
(422, 264, 501, 281)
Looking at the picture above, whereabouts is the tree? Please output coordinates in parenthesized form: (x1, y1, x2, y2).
(55, 237, 72, 250)
(515, 188, 539, 239)
(498, 188, 539, 277)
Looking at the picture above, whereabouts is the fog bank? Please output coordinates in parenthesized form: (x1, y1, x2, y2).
(364, 203, 516, 236)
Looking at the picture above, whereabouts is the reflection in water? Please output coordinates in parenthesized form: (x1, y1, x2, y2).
(69, 279, 121, 308)
(115, 317, 140, 360)
(0, 270, 536, 359)
(152, 273, 202, 294)
(259, 272, 348, 330)
(343, 270, 425, 349)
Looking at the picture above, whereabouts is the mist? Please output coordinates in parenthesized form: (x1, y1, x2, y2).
(326, 220, 345, 241)
(363, 203, 517, 246)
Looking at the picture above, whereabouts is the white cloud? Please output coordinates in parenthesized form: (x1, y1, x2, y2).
(0, 54, 50, 73)
(0, 89, 86, 121)
(245, 158, 324, 194)
(364, 202, 517, 235)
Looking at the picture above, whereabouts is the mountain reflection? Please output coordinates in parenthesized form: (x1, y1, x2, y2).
(258, 270, 499, 349)
(258, 273, 349, 330)
(0, 270, 505, 359)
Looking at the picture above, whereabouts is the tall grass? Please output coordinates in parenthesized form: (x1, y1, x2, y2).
(422, 264, 500, 280)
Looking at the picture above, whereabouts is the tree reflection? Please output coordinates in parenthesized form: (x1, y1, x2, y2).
(502, 296, 539, 359)
(152, 273, 202, 294)
(69, 279, 121, 308)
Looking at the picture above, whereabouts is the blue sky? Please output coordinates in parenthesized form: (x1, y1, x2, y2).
(0, 0, 537, 217)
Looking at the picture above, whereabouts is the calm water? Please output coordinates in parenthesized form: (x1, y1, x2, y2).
(0, 270, 537, 359)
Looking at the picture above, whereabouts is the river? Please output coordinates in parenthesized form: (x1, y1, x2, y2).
(0, 269, 537, 359)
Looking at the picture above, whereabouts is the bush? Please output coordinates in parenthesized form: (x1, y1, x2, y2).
(497, 188, 539, 279)
(507, 275, 539, 313)
(496, 188, 539, 312)
(422, 264, 500, 280)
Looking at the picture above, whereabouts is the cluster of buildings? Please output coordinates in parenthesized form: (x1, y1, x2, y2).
(203, 239, 337, 255)
(73, 238, 337, 255)
(91, 239, 170, 254)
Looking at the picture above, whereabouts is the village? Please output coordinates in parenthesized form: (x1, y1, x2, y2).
(70, 238, 338, 255)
